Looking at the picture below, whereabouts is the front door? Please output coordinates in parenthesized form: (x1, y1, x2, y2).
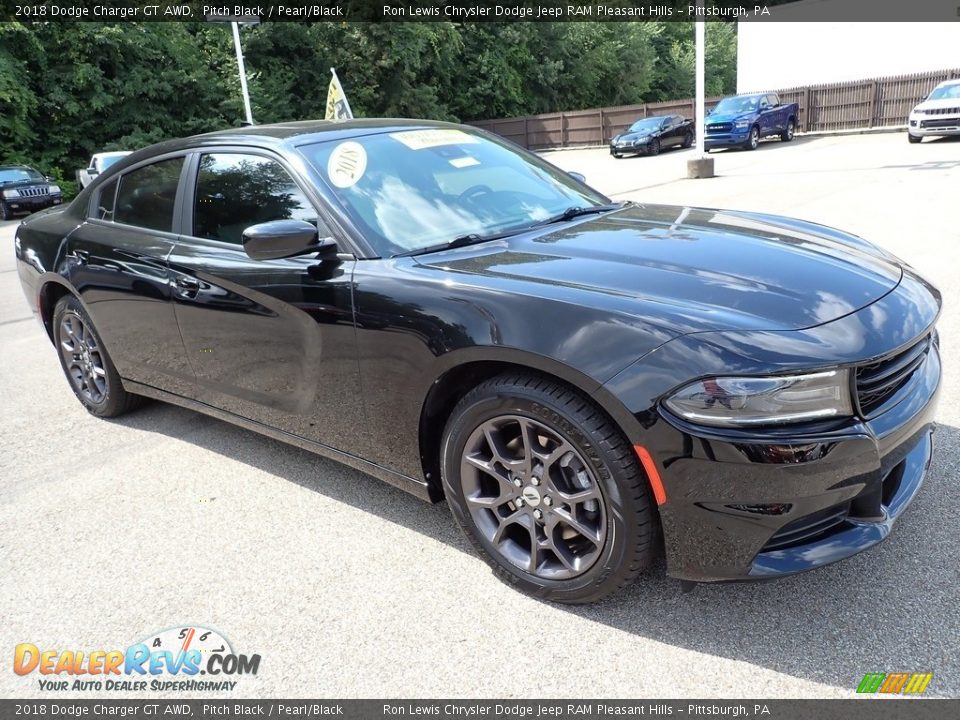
(166, 150, 363, 453)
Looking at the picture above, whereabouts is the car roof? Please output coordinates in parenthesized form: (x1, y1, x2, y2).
(123, 118, 466, 165)
(935, 79, 960, 88)
(93, 151, 132, 159)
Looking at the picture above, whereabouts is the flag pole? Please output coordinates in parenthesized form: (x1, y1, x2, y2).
(232, 21, 254, 125)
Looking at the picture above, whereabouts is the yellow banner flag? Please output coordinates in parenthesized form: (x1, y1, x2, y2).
(325, 68, 353, 121)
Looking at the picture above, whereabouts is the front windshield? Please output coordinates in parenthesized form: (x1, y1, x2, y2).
(100, 155, 126, 170)
(712, 96, 759, 115)
(298, 127, 607, 257)
(0, 167, 43, 183)
(928, 84, 960, 101)
(627, 118, 663, 133)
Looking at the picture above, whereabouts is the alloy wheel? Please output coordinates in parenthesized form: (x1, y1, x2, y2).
(459, 415, 607, 580)
(59, 312, 107, 404)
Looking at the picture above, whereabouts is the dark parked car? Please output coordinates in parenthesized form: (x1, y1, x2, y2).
(16, 120, 941, 603)
(610, 115, 694, 157)
(704, 93, 799, 151)
(1, 165, 63, 220)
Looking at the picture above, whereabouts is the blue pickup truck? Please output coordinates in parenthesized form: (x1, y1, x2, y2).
(704, 92, 799, 151)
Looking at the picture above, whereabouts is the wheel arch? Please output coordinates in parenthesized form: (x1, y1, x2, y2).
(417, 348, 645, 501)
(37, 275, 81, 345)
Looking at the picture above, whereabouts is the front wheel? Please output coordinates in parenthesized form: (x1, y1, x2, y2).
(649, 138, 661, 156)
(781, 118, 796, 142)
(744, 126, 760, 150)
(682, 131, 694, 148)
(908, 133, 922, 144)
(53, 295, 144, 417)
(441, 373, 658, 604)
(0, 201, 12, 221)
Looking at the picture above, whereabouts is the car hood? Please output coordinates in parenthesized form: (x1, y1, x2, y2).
(707, 112, 754, 124)
(0, 178, 50, 190)
(913, 98, 960, 112)
(414, 204, 903, 335)
(614, 131, 654, 142)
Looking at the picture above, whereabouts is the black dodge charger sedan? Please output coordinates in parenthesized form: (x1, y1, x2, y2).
(609, 115, 694, 157)
(15, 120, 940, 603)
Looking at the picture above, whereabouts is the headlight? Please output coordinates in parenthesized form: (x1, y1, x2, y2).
(49, 184, 61, 194)
(664, 370, 853, 427)
(2, 189, 20, 198)
(733, 120, 750, 130)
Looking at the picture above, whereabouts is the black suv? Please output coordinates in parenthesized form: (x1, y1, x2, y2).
(0, 165, 63, 221)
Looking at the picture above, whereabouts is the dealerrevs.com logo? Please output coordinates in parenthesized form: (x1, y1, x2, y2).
(13, 626, 260, 692)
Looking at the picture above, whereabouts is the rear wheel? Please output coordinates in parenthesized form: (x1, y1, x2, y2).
(781, 118, 796, 142)
(53, 295, 143, 418)
(441, 373, 658, 603)
(908, 132, 922, 144)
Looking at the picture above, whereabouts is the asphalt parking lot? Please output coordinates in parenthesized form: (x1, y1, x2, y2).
(2, 131, 958, 699)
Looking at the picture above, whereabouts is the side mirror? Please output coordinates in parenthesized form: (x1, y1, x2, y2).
(242, 219, 332, 261)
(567, 171, 586, 184)
(86, 167, 98, 175)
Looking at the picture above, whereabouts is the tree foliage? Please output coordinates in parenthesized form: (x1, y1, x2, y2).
(0, 21, 738, 195)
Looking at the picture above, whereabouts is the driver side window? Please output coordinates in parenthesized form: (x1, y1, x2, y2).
(193, 153, 316, 246)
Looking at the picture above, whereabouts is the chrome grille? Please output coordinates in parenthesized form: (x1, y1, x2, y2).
(19, 186, 48, 198)
(920, 107, 960, 115)
(707, 123, 732, 133)
(856, 335, 932, 415)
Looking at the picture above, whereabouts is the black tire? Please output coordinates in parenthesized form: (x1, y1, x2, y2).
(0, 201, 11, 221)
(682, 130, 694, 149)
(52, 295, 144, 418)
(744, 126, 760, 150)
(908, 133, 922, 144)
(649, 138, 661, 156)
(781, 118, 796, 142)
(441, 372, 658, 604)
(611, 151, 621, 159)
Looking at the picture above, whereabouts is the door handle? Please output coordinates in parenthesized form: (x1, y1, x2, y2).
(176, 276, 200, 290)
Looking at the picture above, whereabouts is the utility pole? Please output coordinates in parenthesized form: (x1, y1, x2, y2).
(687, 0, 715, 178)
(205, 14, 259, 126)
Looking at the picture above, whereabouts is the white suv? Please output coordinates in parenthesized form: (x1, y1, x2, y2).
(908, 79, 960, 143)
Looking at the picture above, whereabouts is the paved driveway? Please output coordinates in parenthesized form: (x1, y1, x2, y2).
(1, 131, 958, 699)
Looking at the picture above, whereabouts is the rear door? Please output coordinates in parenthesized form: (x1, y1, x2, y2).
(166, 149, 364, 453)
(65, 155, 195, 396)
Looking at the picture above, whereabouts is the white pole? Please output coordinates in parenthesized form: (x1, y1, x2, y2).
(695, 4, 705, 157)
(232, 21, 254, 125)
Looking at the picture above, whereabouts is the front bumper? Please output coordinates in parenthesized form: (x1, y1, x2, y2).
(649, 342, 940, 582)
(909, 114, 960, 137)
(610, 141, 652, 155)
(4, 194, 62, 213)
(704, 130, 750, 148)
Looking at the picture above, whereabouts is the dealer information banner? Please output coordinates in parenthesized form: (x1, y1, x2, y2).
(1, 701, 958, 719)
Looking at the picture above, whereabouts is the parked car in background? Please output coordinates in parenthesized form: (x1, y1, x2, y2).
(704, 93, 799, 151)
(0, 165, 63, 221)
(610, 115, 694, 157)
(908, 79, 960, 144)
(76, 151, 132, 189)
(15, 120, 942, 603)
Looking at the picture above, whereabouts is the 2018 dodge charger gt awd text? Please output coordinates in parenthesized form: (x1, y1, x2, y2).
(15, 120, 941, 603)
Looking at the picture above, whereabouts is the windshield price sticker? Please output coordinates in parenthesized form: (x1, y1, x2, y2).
(390, 129, 479, 150)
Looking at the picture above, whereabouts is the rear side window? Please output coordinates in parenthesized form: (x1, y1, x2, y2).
(192, 153, 316, 245)
(114, 157, 184, 232)
(95, 178, 118, 221)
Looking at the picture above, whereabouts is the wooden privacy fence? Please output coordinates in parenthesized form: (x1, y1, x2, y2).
(469, 68, 960, 150)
